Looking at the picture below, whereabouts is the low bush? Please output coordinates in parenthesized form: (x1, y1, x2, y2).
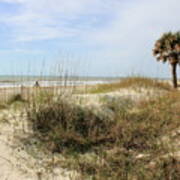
(8, 93, 26, 105)
(27, 99, 115, 153)
(27, 89, 180, 179)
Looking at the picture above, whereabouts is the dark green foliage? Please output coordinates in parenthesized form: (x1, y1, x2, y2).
(153, 31, 180, 63)
(153, 31, 180, 88)
(8, 94, 26, 105)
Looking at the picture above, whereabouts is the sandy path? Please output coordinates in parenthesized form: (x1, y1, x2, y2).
(0, 109, 77, 180)
(0, 111, 36, 180)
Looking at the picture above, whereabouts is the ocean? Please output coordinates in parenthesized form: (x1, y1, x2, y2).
(0, 75, 118, 88)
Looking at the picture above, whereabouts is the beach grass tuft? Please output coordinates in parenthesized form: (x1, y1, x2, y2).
(89, 76, 172, 93)
(25, 77, 180, 179)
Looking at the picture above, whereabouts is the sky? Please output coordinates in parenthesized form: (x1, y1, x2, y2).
(0, 0, 179, 77)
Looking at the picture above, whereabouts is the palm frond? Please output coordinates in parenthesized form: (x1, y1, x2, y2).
(153, 31, 180, 64)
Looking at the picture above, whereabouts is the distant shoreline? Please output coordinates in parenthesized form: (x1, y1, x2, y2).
(0, 75, 171, 82)
(0, 79, 115, 88)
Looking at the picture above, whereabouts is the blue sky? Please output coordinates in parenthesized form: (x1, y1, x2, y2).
(0, 0, 179, 77)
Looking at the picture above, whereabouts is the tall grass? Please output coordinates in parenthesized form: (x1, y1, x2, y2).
(89, 76, 172, 93)
(0, 75, 179, 179)
(26, 78, 180, 179)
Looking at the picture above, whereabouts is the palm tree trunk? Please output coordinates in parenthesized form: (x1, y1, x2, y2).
(171, 63, 177, 88)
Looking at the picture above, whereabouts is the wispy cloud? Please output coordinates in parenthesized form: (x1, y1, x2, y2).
(85, 0, 180, 45)
(0, 0, 179, 77)
(2, 0, 179, 44)
(0, 48, 43, 54)
(1, 0, 120, 42)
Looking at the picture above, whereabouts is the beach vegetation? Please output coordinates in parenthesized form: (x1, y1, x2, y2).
(89, 76, 171, 93)
(7, 93, 26, 105)
(153, 31, 180, 88)
(26, 78, 180, 179)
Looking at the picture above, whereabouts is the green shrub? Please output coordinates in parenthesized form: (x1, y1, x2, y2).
(8, 93, 26, 105)
(27, 99, 115, 153)
(0, 103, 7, 110)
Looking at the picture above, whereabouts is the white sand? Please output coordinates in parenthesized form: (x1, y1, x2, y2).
(0, 109, 78, 180)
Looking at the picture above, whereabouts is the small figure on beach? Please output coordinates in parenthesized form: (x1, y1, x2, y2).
(34, 81, 40, 87)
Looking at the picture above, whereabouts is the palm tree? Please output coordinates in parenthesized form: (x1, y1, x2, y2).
(153, 31, 180, 88)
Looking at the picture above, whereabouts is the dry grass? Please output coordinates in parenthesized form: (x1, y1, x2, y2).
(26, 77, 180, 179)
(0, 77, 178, 179)
(89, 77, 172, 93)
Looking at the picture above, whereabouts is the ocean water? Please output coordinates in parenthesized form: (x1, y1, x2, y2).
(0, 80, 112, 88)
(0, 76, 117, 88)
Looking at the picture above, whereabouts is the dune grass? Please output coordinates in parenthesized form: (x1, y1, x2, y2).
(0, 76, 177, 179)
(7, 93, 26, 105)
(89, 77, 172, 94)
(26, 77, 180, 179)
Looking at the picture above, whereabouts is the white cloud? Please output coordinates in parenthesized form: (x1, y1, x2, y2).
(85, 0, 180, 46)
(1, 0, 121, 41)
(0, 48, 43, 54)
(0, 0, 179, 77)
(1, 0, 178, 45)
(1, 0, 179, 40)
(0, 0, 24, 3)
(80, 0, 180, 75)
